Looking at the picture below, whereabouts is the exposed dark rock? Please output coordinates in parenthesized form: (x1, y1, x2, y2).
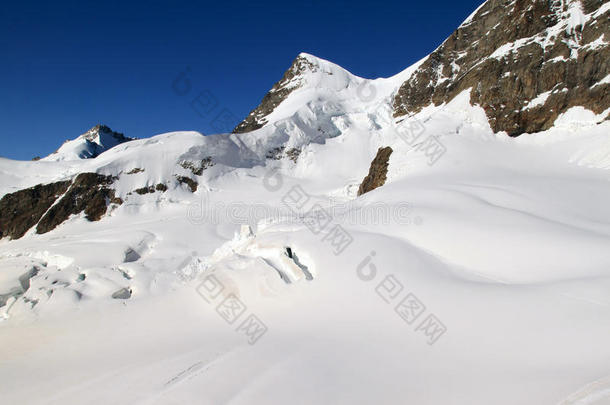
(177, 176, 198, 192)
(31, 156, 41, 161)
(358, 147, 393, 196)
(179, 157, 214, 175)
(393, 0, 609, 136)
(134, 183, 167, 195)
(264, 146, 301, 162)
(0, 180, 71, 239)
(233, 55, 318, 133)
(286, 147, 301, 163)
(126, 168, 144, 174)
(36, 173, 120, 235)
(266, 146, 285, 160)
(134, 186, 154, 195)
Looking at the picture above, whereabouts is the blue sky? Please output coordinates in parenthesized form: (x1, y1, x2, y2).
(0, 0, 483, 160)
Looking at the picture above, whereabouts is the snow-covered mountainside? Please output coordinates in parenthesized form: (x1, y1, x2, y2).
(1, 1, 610, 404)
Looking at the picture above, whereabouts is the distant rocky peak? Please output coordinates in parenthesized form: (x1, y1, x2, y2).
(44, 124, 133, 161)
(80, 124, 129, 143)
(280, 53, 321, 88)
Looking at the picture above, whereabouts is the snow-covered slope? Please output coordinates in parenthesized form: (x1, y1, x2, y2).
(43, 124, 134, 161)
(1, 1, 610, 404)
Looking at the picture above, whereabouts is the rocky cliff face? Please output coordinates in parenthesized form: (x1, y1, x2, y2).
(358, 147, 393, 196)
(0, 180, 71, 240)
(36, 173, 121, 235)
(393, 0, 609, 136)
(0, 173, 121, 240)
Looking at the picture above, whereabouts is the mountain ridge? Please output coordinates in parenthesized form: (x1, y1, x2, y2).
(233, 0, 609, 137)
(0, 0, 609, 243)
(392, 0, 610, 135)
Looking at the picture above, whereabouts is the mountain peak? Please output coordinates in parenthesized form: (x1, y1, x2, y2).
(232, 54, 319, 134)
(79, 124, 128, 143)
(294, 52, 332, 70)
(43, 124, 133, 161)
(296, 52, 321, 64)
(233, 1, 608, 138)
(233, 52, 357, 134)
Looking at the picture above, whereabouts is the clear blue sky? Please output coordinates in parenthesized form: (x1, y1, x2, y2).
(0, 0, 483, 160)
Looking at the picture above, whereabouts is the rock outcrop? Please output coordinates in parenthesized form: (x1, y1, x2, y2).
(177, 176, 198, 192)
(36, 173, 121, 234)
(0, 181, 71, 240)
(134, 184, 168, 195)
(179, 157, 214, 175)
(393, 0, 609, 136)
(233, 54, 318, 133)
(0, 173, 121, 240)
(358, 147, 393, 196)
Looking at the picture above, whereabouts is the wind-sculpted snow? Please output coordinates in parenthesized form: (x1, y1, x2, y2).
(1, 2, 610, 402)
(2, 98, 610, 403)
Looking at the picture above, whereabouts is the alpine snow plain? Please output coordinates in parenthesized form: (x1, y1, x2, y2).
(2, 2, 610, 405)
